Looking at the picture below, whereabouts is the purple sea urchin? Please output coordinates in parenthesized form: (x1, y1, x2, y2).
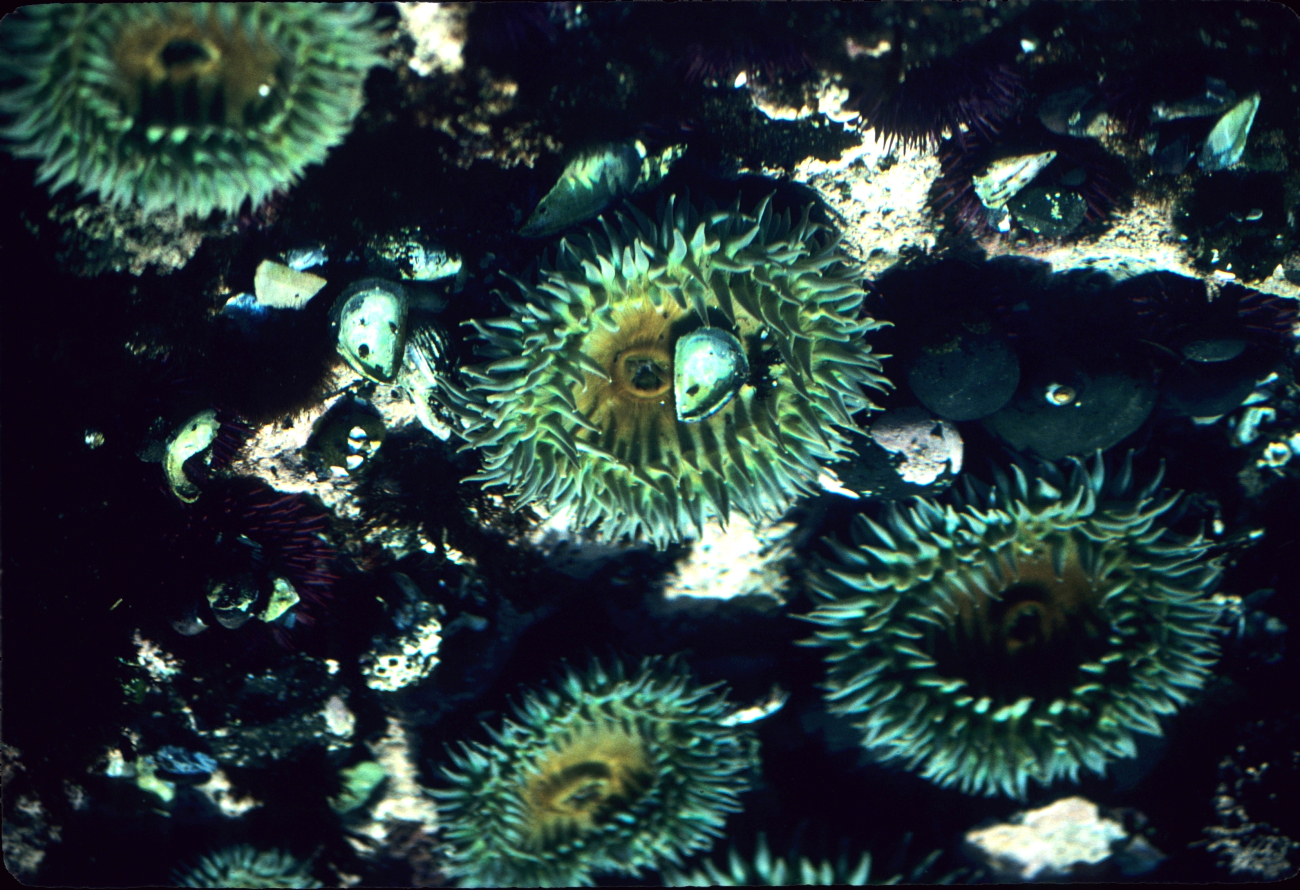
(860, 43, 1026, 152)
(803, 455, 1223, 799)
(434, 658, 760, 887)
(174, 481, 338, 640)
(0, 3, 384, 218)
(439, 195, 889, 548)
(931, 131, 1130, 240)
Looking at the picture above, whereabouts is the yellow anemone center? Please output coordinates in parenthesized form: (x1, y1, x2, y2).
(521, 720, 654, 849)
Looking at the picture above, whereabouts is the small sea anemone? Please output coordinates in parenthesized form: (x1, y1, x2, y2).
(439, 195, 889, 548)
(174, 845, 321, 888)
(803, 455, 1223, 799)
(0, 3, 385, 218)
(434, 658, 760, 887)
(860, 42, 1026, 152)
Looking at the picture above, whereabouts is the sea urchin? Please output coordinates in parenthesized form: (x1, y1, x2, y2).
(439, 195, 889, 547)
(803, 455, 1223, 798)
(434, 658, 760, 887)
(0, 3, 384, 218)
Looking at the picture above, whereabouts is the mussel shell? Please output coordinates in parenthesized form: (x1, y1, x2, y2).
(674, 327, 748, 423)
(972, 151, 1057, 210)
(333, 278, 409, 383)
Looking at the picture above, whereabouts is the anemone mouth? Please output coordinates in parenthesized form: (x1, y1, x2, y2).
(932, 544, 1112, 705)
(113, 10, 287, 132)
(522, 722, 655, 848)
(613, 348, 674, 400)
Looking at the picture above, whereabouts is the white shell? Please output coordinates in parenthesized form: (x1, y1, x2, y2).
(972, 151, 1057, 210)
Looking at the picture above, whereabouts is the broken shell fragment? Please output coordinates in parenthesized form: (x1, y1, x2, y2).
(253, 260, 327, 309)
(674, 327, 749, 423)
(972, 151, 1057, 210)
(1198, 92, 1260, 172)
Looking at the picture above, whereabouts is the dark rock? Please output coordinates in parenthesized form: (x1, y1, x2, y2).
(907, 325, 1020, 421)
(985, 367, 1157, 460)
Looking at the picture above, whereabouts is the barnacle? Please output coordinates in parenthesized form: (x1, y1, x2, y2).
(803, 455, 1223, 798)
(434, 658, 760, 887)
(0, 3, 384, 218)
(175, 845, 321, 888)
(439, 194, 889, 548)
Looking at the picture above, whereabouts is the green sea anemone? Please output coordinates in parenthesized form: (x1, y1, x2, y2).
(434, 658, 760, 887)
(662, 833, 947, 886)
(802, 455, 1223, 799)
(439, 194, 889, 548)
(174, 845, 321, 888)
(0, 3, 384, 218)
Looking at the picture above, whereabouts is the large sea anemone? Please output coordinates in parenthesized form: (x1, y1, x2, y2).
(439, 195, 889, 548)
(434, 658, 760, 887)
(802, 455, 1223, 799)
(0, 3, 384, 218)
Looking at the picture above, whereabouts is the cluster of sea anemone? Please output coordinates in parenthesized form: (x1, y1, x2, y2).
(434, 658, 760, 887)
(802, 455, 1223, 799)
(0, 2, 384, 218)
(438, 194, 889, 548)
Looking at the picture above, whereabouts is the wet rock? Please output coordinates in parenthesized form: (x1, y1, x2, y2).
(1161, 350, 1271, 418)
(867, 407, 963, 485)
(985, 365, 1157, 460)
(1007, 186, 1088, 238)
(964, 796, 1164, 881)
(825, 427, 958, 500)
(907, 325, 1020, 421)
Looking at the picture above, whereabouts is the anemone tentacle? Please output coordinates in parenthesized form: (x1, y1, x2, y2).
(803, 454, 1223, 799)
(0, 3, 384, 218)
(434, 658, 760, 887)
(439, 195, 889, 548)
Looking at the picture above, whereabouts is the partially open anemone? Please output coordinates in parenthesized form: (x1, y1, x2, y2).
(662, 833, 946, 886)
(439, 195, 889, 548)
(175, 845, 321, 888)
(434, 658, 760, 887)
(0, 3, 384, 218)
(802, 455, 1223, 799)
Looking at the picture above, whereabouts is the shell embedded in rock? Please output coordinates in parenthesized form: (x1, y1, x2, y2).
(332, 278, 409, 383)
(972, 151, 1057, 210)
(674, 327, 749, 423)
